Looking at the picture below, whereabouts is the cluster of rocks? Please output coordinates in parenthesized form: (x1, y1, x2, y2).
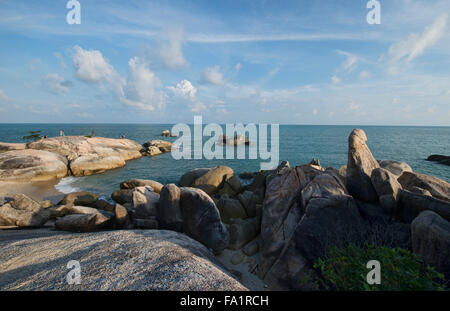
(161, 130, 177, 137)
(0, 137, 143, 181)
(141, 140, 173, 157)
(255, 129, 450, 289)
(0, 136, 175, 182)
(1, 128, 449, 290)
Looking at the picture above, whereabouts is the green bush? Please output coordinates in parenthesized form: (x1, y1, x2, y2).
(313, 244, 446, 291)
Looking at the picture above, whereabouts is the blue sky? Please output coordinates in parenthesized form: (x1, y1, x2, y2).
(0, 0, 449, 125)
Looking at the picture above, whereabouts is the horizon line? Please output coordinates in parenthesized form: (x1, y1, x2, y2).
(0, 122, 449, 128)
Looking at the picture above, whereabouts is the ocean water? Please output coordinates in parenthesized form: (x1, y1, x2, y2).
(0, 124, 448, 197)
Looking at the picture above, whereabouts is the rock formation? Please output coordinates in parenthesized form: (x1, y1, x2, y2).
(346, 129, 380, 201)
(0, 136, 143, 181)
(0, 230, 246, 290)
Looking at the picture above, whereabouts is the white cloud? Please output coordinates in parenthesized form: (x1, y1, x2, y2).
(387, 13, 448, 68)
(235, 63, 242, 72)
(72, 45, 119, 84)
(312, 108, 318, 115)
(72, 46, 165, 111)
(167, 80, 197, 99)
(41, 73, 72, 94)
(168, 79, 206, 112)
(201, 66, 225, 85)
(159, 27, 188, 69)
(331, 75, 341, 84)
(120, 57, 166, 111)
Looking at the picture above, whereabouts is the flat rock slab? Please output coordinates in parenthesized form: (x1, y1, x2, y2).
(0, 142, 26, 152)
(0, 136, 143, 181)
(0, 229, 246, 291)
(0, 149, 68, 182)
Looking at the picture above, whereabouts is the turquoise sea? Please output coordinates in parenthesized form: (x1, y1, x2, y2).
(0, 124, 448, 197)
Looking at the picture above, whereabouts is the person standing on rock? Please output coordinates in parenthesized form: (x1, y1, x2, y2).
(92, 130, 95, 137)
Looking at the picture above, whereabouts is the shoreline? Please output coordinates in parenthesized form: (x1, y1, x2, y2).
(0, 180, 64, 203)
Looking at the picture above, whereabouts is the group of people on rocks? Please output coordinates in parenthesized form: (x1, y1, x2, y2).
(39, 129, 125, 139)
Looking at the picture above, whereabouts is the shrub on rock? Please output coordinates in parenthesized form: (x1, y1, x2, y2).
(314, 244, 446, 290)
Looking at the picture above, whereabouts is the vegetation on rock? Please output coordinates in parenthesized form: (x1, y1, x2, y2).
(313, 244, 447, 291)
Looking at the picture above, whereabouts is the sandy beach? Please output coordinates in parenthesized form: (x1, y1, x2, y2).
(0, 180, 64, 203)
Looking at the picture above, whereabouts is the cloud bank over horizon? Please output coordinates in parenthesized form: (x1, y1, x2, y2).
(0, 0, 449, 125)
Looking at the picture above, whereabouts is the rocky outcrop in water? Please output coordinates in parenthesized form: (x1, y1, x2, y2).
(0, 136, 143, 182)
(142, 140, 172, 156)
(427, 154, 450, 166)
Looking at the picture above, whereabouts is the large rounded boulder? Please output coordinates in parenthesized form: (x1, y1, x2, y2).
(179, 187, 230, 253)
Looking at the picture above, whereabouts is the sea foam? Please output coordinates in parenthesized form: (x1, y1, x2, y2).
(55, 176, 84, 194)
